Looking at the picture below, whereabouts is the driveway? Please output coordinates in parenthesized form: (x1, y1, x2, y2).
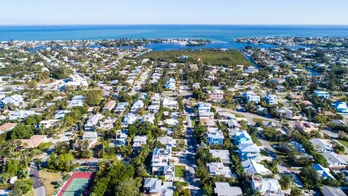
(30, 163, 46, 196)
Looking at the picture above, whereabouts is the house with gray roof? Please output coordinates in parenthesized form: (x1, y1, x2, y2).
(214, 182, 242, 196)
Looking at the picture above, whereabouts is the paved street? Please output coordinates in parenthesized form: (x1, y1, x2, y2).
(29, 163, 46, 196)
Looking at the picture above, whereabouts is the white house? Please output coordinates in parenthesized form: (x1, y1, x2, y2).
(209, 150, 231, 164)
(242, 160, 272, 176)
(163, 97, 178, 110)
(82, 131, 98, 148)
(152, 147, 172, 175)
(9, 110, 38, 121)
(115, 102, 128, 113)
(123, 113, 139, 126)
(165, 78, 176, 90)
(133, 135, 148, 149)
(275, 107, 293, 119)
(251, 175, 284, 196)
(322, 151, 347, 167)
(131, 100, 144, 113)
(310, 138, 333, 152)
(84, 114, 104, 131)
(0, 94, 24, 108)
(206, 162, 233, 178)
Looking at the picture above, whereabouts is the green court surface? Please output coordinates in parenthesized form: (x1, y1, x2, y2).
(63, 178, 89, 196)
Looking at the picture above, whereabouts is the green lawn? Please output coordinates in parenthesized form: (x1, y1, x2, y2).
(23, 190, 35, 196)
(144, 49, 252, 67)
(338, 140, 348, 148)
(175, 165, 186, 178)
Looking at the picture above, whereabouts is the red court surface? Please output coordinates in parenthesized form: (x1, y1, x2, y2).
(58, 172, 94, 196)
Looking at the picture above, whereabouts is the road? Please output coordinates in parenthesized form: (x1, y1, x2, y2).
(29, 163, 46, 196)
(181, 100, 202, 196)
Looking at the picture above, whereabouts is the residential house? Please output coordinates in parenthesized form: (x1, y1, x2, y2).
(214, 182, 243, 196)
(9, 110, 38, 121)
(123, 113, 139, 126)
(133, 135, 148, 149)
(82, 131, 98, 148)
(313, 164, 335, 179)
(242, 160, 272, 176)
(102, 100, 116, 111)
(296, 121, 318, 133)
(206, 162, 233, 178)
(251, 175, 284, 196)
(321, 186, 346, 196)
(243, 92, 261, 103)
(157, 136, 176, 148)
(20, 135, 47, 148)
(99, 117, 116, 130)
(209, 150, 231, 164)
(37, 120, 59, 129)
(192, 83, 200, 89)
(314, 91, 330, 99)
(131, 99, 144, 113)
(310, 139, 333, 152)
(269, 78, 286, 84)
(142, 114, 155, 124)
(206, 128, 224, 145)
(233, 130, 253, 145)
(333, 102, 348, 113)
(226, 119, 241, 129)
(54, 110, 70, 120)
(0, 123, 17, 134)
(0, 94, 24, 108)
(162, 97, 177, 110)
(67, 95, 85, 108)
(152, 147, 172, 176)
(165, 78, 176, 90)
(264, 94, 278, 105)
(143, 178, 174, 196)
(111, 130, 128, 147)
(238, 144, 260, 161)
(198, 102, 214, 125)
(84, 114, 104, 131)
(207, 89, 225, 102)
(115, 102, 128, 114)
(322, 151, 347, 167)
(275, 107, 293, 119)
(244, 66, 258, 74)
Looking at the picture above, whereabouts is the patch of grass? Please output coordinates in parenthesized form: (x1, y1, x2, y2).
(252, 118, 270, 123)
(260, 149, 269, 156)
(255, 140, 263, 146)
(175, 165, 186, 178)
(174, 181, 189, 187)
(338, 140, 348, 148)
(23, 190, 35, 196)
(144, 49, 252, 67)
(233, 113, 245, 118)
(39, 170, 64, 196)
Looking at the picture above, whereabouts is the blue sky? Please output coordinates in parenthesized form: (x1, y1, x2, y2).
(2, 0, 348, 25)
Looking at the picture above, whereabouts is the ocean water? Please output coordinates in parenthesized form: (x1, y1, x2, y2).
(1, 25, 348, 41)
(2, 25, 348, 50)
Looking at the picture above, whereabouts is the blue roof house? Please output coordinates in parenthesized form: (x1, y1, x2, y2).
(206, 128, 224, 145)
(314, 91, 330, 99)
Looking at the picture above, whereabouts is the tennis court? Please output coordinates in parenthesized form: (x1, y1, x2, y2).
(58, 172, 94, 196)
(63, 178, 89, 196)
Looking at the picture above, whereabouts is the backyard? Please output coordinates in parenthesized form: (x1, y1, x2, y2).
(39, 170, 64, 196)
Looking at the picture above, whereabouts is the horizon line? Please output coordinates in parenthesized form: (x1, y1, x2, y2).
(1, 24, 348, 26)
